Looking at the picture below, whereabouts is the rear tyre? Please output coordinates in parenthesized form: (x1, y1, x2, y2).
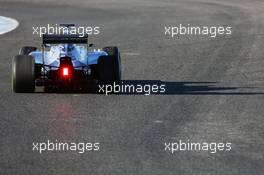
(97, 55, 115, 85)
(12, 55, 35, 93)
(19, 46, 37, 55)
(102, 46, 121, 84)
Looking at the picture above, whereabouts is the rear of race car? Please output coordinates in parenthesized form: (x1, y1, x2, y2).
(12, 29, 121, 93)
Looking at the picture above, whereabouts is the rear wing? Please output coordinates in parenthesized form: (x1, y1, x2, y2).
(42, 34, 88, 44)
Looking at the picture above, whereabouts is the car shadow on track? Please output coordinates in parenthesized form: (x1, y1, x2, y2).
(34, 80, 264, 95)
(117, 80, 264, 95)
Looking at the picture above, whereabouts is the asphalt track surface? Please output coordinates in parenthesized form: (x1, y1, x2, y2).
(0, 0, 264, 174)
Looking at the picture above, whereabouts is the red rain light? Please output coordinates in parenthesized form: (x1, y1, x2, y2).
(62, 67, 69, 77)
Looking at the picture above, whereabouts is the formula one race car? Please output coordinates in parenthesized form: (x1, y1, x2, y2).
(12, 24, 121, 93)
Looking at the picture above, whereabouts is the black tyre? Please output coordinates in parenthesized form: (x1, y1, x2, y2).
(12, 55, 35, 93)
(19, 46, 37, 55)
(97, 55, 115, 85)
(102, 46, 121, 84)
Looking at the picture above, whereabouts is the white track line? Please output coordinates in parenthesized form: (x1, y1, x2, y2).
(0, 16, 19, 35)
(123, 52, 140, 56)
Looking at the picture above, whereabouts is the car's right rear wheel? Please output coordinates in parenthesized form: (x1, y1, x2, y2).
(99, 46, 121, 85)
(97, 55, 115, 85)
(12, 55, 35, 93)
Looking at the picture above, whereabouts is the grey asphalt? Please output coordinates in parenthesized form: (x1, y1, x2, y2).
(0, 0, 264, 174)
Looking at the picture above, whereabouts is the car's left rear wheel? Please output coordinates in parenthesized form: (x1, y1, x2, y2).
(12, 55, 35, 93)
(19, 46, 37, 55)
